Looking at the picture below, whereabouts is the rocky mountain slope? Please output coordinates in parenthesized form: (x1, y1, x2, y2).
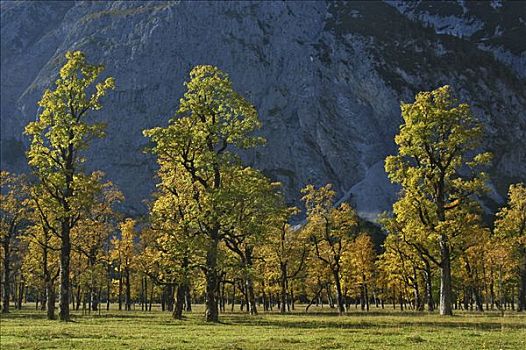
(1, 1, 525, 219)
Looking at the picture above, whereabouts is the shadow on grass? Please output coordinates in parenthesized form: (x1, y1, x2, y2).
(0, 311, 161, 321)
(0, 312, 50, 320)
(283, 310, 431, 317)
(218, 315, 525, 331)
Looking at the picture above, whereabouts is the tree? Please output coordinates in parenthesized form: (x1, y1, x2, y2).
(303, 253, 333, 312)
(302, 184, 359, 315)
(72, 181, 122, 312)
(141, 183, 205, 319)
(378, 221, 431, 312)
(264, 205, 307, 313)
(495, 183, 526, 311)
(0, 172, 27, 313)
(25, 51, 115, 320)
(221, 166, 283, 315)
(345, 233, 376, 311)
(144, 65, 263, 322)
(24, 183, 63, 319)
(111, 219, 136, 311)
(385, 85, 490, 315)
(23, 219, 60, 319)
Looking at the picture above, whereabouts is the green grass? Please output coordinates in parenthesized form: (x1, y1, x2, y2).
(1, 305, 525, 349)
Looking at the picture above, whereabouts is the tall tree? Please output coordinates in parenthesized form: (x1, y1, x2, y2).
(25, 51, 115, 320)
(144, 65, 262, 322)
(385, 85, 491, 315)
(495, 183, 526, 311)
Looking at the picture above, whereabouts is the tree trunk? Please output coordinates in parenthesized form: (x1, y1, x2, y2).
(498, 266, 504, 311)
(205, 234, 220, 322)
(231, 280, 236, 312)
(16, 281, 23, 310)
(165, 284, 174, 312)
(82, 292, 87, 314)
(474, 286, 484, 312)
(89, 256, 99, 312)
(463, 287, 470, 311)
(423, 263, 434, 311)
(439, 234, 453, 316)
(75, 285, 81, 311)
(262, 287, 268, 312)
(149, 281, 153, 311)
(106, 265, 111, 311)
(305, 287, 323, 313)
(45, 263, 56, 321)
(91, 287, 99, 311)
(332, 268, 345, 315)
(518, 247, 526, 312)
(143, 277, 148, 312)
(140, 278, 144, 311)
(364, 282, 370, 312)
(290, 286, 295, 310)
(40, 289, 46, 311)
(219, 280, 225, 312)
(125, 266, 131, 311)
(280, 262, 287, 314)
(327, 283, 334, 309)
(490, 266, 495, 310)
(45, 278, 55, 319)
(243, 280, 249, 312)
(360, 284, 366, 311)
(118, 270, 123, 311)
(412, 268, 422, 311)
(2, 237, 10, 313)
(245, 247, 257, 315)
(510, 286, 514, 310)
(173, 284, 185, 319)
(59, 221, 71, 321)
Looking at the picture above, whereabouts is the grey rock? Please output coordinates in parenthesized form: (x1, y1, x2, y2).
(1, 1, 525, 220)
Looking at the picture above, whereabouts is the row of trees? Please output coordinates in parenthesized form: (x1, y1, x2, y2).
(1, 52, 525, 322)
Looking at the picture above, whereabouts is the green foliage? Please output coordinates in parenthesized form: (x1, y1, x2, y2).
(301, 184, 359, 265)
(495, 183, 526, 241)
(143, 65, 264, 234)
(385, 85, 490, 203)
(26, 51, 114, 169)
(384, 85, 491, 253)
(0, 171, 27, 240)
(24, 51, 115, 224)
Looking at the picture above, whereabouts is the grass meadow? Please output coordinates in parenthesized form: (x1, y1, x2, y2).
(1, 304, 525, 350)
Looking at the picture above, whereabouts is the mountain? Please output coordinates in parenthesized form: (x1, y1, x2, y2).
(1, 1, 525, 219)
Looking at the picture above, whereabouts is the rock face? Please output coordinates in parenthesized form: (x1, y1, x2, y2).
(1, 1, 525, 219)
